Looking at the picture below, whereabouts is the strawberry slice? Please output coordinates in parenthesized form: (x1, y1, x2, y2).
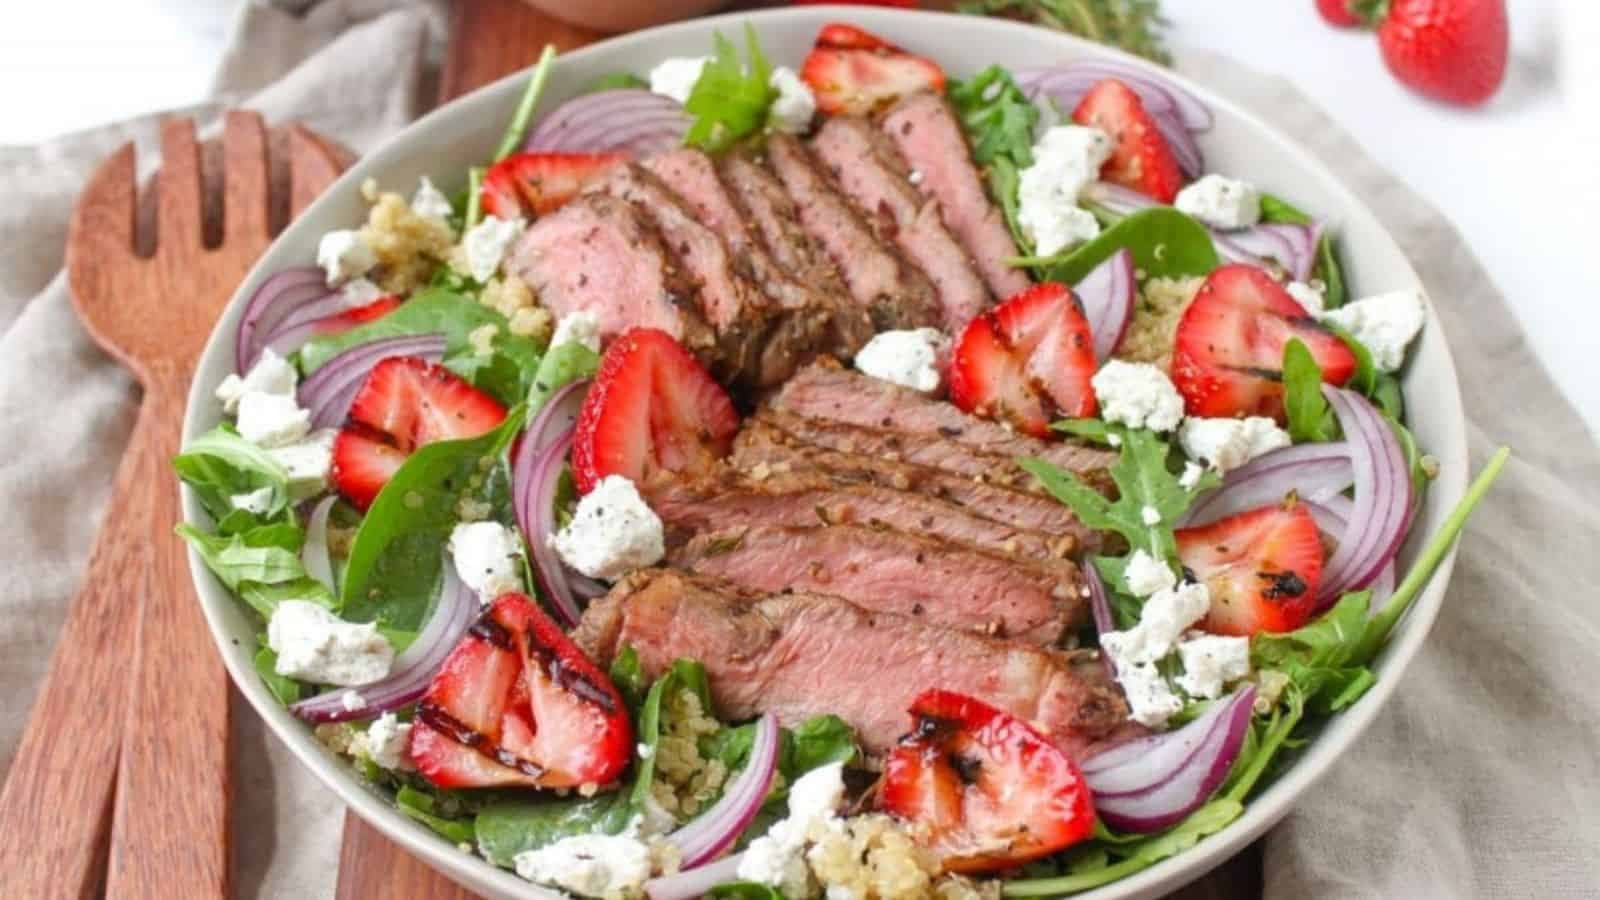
(800, 22, 945, 116)
(1175, 501, 1325, 636)
(1170, 264, 1356, 420)
(331, 356, 507, 509)
(410, 593, 633, 790)
(1071, 78, 1184, 204)
(948, 282, 1098, 438)
(879, 690, 1095, 873)
(311, 295, 400, 335)
(480, 151, 627, 220)
(572, 327, 740, 495)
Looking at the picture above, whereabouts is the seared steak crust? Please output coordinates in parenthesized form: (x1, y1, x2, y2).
(669, 523, 1081, 644)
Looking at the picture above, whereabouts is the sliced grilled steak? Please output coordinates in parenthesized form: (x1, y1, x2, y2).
(669, 524, 1081, 644)
(883, 91, 1033, 300)
(507, 193, 716, 355)
(732, 419, 1090, 538)
(810, 117, 990, 331)
(765, 134, 942, 333)
(643, 466, 1078, 562)
(574, 570, 1132, 759)
(771, 360, 1117, 476)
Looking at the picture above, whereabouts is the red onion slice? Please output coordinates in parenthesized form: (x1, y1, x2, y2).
(1318, 386, 1413, 600)
(236, 266, 330, 372)
(288, 564, 476, 722)
(524, 89, 689, 156)
(1085, 564, 1117, 679)
(1082, 180, 1159, 218)
(644, 854, 743, 900)
(297, 335, 446, 429)
(301, 495, 337, 591)
(1088, 685, 1255, 833)
(1149, 107, 1203, 178)
(666, 712, 780, 869)
(1212, 222, 1320, 282)
(1016, 61, 1213, 131)
(1073, 248, 1135, 360)
(1180, 442, 1355, 528)
(510, 381, 591, 626)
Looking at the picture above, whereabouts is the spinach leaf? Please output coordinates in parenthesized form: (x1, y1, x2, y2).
(173, 426, 292, 527)
(1041, 207, 1219, 285)
(701, 714, 859, 803)
(527, 341, 601, 413)
(253, 646, 302, 705)
(474, 794, 627, 868)
(1257, 193, 1311, 225)
(339, 407, 527, 635)
(1282, 338, 1337, 444)
(178, 522, 332, 618)
(629, 659, 715, 819)
(397, 785, 476, 845)
(708, 885, 787, 900)
(609, 645, 648, 715)
(1258, 192, 1345, 308)
(684, 26, 775, 153)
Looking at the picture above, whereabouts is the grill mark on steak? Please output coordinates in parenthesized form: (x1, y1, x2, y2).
(810, 117, 991, 331)
(669, 523, 1082, 644)
(574, 570, 1133, 759)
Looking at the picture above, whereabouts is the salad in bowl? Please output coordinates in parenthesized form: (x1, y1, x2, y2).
(176, 12, 1503, 900)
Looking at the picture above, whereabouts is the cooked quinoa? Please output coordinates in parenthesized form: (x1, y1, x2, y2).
(649, 688, 728, 818)
(806, 813, 999, 900)
(359, 189, 456, 295)
(480, 274, 552, 340)
(1117, 275, 1204, 369)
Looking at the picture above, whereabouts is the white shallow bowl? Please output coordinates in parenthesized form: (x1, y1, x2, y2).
(181, 7, 1468, 898)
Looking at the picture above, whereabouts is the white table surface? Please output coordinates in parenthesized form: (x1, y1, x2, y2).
(5, 0, 1596, 432)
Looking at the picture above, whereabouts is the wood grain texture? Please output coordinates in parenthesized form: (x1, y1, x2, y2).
(335, 2, 1262, 898)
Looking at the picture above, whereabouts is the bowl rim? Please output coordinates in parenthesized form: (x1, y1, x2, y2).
(180, 7, 1469, 899)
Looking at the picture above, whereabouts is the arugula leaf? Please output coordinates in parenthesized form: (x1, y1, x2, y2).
(253, 646, 302, 705)
(684, 26, 775, 153)
(1051, 418, 1117, 446)
(1001, 799, 1243, 896)
(173, 426, 292, 527)
(1040, 207, 1220, 284)
(397, 785, 477, 845)
(989, 158, 1030, 251)
(178, 522, 332, 619)
(948, 65, 1039, 168)
(708, 885, 787, 900)
(1282, 338, 1337, 444)
(493, 44, 557, 162)
(474, 793, 627, 868)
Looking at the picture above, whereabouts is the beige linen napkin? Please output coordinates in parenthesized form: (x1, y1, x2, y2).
(1, 4, 1595, 897)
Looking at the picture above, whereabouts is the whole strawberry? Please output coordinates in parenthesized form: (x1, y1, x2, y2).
(1368, 0, 1508, 105)
(1317, 0, 1362, 27)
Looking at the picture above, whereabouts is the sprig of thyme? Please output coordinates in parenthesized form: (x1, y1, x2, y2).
(958, 0, 1171, 65)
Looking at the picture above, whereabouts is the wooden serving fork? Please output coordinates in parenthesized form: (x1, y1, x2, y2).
(0, 112, 341, 898)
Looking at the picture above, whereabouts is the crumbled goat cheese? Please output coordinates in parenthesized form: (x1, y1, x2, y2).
(1099, 581, 1211, 667)
(1321, 288, 1427, 372)
(1114, 660, 1184, 728)
(1175, 633, 1252, 699)
(360, 712, 414, 771)
(462, 215, 526, 283)
(340, 690, 367, 712)
(551, 309, 603, 353)
(1285, 280, 1325, 316)
(410, 175, 454, 224)
(1179, 460, 1205, 490)
(1123, 549, 1176, 597)
(229, 486, 276, 516)
(1091, 360, 1184, 432)
(648, 56, 711, 104)
(1178, 416, 1291, 473)
(449, 521, 524, 601)
(268, 428, 337, 500)
(215, 347, 298, 413)
(739, 763, 848, 900)
(268, 600, 395, 686)
(768, 66, 817, 134)
(1017, 125, 1113, 256)
(1174, 174, 1261, 230)
(316, 229, 377, 286)
(514, 831, 654, 899)
(551, 475, 665, 580)
(853, 328, 950, 393)
(236, 391, 312, 448)
(1141, 504, 1161, 526)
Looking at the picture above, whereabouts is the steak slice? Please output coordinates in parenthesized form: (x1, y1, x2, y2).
(765, 134, 942, 333)
(507, 193, 716, 355)
(643, 466, 1077, 563)
(770, 360, 1117, 476)
(574, 570, 1132, 759)
(883, 91, 1033, 300)
(669, 524, 1081, 645)
(732, 418, 1092, 540)
(810, 117, 990, 331)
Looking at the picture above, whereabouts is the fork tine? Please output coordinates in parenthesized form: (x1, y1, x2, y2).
(156, 118, 204, 252)
(287, 125, 345, 219)
(222, 110, 271, 243)
(66, 142, 139, 292)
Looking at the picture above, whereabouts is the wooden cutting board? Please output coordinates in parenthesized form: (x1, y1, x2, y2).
(335, 1, 1263, 897)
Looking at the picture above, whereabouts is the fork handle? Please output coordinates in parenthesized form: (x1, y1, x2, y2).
(104, 361, 231, 899)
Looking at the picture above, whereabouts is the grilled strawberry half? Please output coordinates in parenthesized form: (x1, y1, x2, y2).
(572, 327, 740, 495)
(880, 690, 1095, 873)
(948, 282, 1098, 438)
(1170, 264, 1356, 421)
(410, 593, 633, 790)
(1071, 78, 1184, 204)
(480, 151, 627, 220)
(332, 356, 507, 509)
(312, 295, 400, 335)
(800, 22, 945, 116)
(1176, 501, 1325, 636)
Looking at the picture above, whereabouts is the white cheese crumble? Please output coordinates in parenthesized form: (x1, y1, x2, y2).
(359, 712, 414, 771)
(1114, 660, 1184, 728)
(1140, 504, 1161, 526)
(768, 66, 817, 134)
(229, 486, 275, 516)
(1174, 174, 1261, 230)
(316, 229, 377, 287)
(738, 762, 848, 900)
(236, 391, 312, 449)
(1178, 460, 1205, 490)
(1174, 633, 1252, 699)
(1017, 125, 1113, 256)
(1123, 549, 1176, 597)
(1099, 581, 1211, 668)
(339, 690, 367, 712)
(267, 600, 395, 686)
(448, 521, 525, 602)
(411, 175, 454, 224)
(551, 475, 665, 581)
(853, 327, 950, 394)
(1321, 288, 1427, 372)
(1285, 280, 1325, 316)
(462, 215, 526, 283)
(514, 831, 654, 899)
(1178, 416, 1291, 473)
(268, 428, 337, 501)
(215, 347, 298, 414)
(550, 309, 603, 353)
(648, 56, 711, 104)
(1091, 360, 1184, 432)
(340, 276, 386, 306)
